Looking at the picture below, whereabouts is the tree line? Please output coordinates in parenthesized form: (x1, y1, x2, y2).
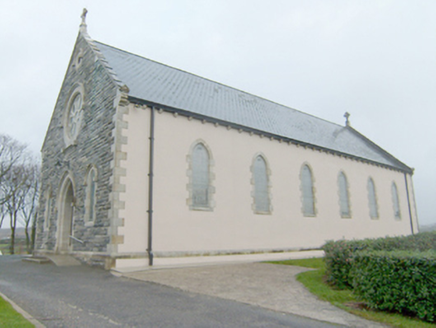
(0, 134, 40, 254)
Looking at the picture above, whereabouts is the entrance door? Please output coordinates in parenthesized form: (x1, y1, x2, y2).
(57, 179, 74, 253)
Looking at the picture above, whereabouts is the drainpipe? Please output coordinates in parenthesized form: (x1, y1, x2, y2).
(147, 106, 155, 265)
(404, 173, 414, 235)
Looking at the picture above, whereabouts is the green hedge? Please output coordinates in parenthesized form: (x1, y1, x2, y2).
(322, 239, 356, 289)
(322, 231, 436, 288)
(351, 251, 436, 323)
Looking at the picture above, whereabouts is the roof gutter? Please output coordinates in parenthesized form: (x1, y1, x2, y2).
(147, 106, 155, 265)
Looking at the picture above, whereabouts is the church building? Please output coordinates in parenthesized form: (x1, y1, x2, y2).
(35, 11, 418, 270)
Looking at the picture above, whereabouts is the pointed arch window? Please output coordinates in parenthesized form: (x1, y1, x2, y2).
(367, 178, 379, 219)
(392, 182, 401, 220)
(192, 143, 209, 208)
(188, 142, 215, 210)
(338, 172, 351, 218)
(43, 187, 52, 231)
(301, 164, 316, 216)
(85, 167, 97, 223)
(252, 155, 271, 214)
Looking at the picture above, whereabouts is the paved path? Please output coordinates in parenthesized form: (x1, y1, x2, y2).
(124, 263, 387, 328)
(0, 256, 343, 328)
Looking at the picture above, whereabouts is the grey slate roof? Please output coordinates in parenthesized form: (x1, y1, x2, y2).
(94, 41, 411, 173)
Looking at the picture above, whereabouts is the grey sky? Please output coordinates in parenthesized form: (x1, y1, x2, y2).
(1, 0, 435, 225)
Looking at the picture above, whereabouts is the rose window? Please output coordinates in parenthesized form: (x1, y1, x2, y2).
(67, 93, 83, 139)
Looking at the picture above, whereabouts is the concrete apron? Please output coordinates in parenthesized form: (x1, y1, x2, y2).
(121, 262, 388, 327)
(23, 255, 81, 266)
(114, 250, 325, 273)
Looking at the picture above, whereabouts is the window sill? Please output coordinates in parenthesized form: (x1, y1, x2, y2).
(190, 206, 213, 212)
(254, 211, 272, 215)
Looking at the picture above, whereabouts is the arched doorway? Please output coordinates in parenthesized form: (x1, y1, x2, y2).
(57, 177, 75, 253)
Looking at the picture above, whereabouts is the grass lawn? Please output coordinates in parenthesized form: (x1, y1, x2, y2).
(0, 243, 9, 254)
(0, 295, 34, 327)
(269, 258, 435, 328)
(0, 241, 30, 255)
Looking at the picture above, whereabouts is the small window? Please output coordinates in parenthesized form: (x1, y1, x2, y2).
(85, 167, 97, 222)
(252, 155, 271, 213)
(73, 49, 84, 70)
(43, 187, 52, 230)
(338, 172, 351, 218)
(301, 164, 316, 216)
(367, 178, 379, 219)
(392, 182, 401, 220)
(191, 143, 211, 209)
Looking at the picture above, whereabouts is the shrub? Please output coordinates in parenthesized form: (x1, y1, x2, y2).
(351, 251, 436, 323)
(322, 239, 356, 289)
(322, 231, 436, 288)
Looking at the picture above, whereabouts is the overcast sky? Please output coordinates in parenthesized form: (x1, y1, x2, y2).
(1, 0, 435, 226)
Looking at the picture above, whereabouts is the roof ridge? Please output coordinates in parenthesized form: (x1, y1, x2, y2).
(93, 40, 344, 129)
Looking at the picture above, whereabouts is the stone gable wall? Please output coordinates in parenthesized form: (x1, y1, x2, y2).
(35, 33, 119, 254)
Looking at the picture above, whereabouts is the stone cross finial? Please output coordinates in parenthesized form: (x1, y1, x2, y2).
(81, 8, 88, 24)
(344, 112, 350, 126)
(80, 8, 88, 32)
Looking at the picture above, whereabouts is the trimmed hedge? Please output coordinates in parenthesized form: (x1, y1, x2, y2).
(322, 231, 436, 289)
(351, 251, 436, 323)
(322, 239, 356, 289)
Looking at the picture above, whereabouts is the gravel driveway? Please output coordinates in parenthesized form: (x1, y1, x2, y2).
(123, 263, 387, 328)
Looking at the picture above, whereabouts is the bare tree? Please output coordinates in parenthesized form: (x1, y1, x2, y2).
(0, 203, 6, 229)
(0, 135, 27, 206)
(19, 162, 40, 253)
(0, 135, 40, 254)
(2, 164, 32, 254)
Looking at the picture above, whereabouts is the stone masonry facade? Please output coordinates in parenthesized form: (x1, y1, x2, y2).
(35, 32, 121, 266)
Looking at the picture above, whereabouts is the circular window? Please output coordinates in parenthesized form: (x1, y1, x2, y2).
(64, 85, 84, 146)
(66, 93, 83, 139)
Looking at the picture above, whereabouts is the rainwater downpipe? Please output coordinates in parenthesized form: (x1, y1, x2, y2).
(404, 173, 414, 235)
(147, 106, 155, 265)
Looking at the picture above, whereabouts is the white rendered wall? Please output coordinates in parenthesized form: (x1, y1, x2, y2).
(117, 105, 150, 255)
(118, 106, 417, 260)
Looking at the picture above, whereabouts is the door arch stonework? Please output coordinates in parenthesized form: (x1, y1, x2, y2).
(56, 175, 75, 253)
